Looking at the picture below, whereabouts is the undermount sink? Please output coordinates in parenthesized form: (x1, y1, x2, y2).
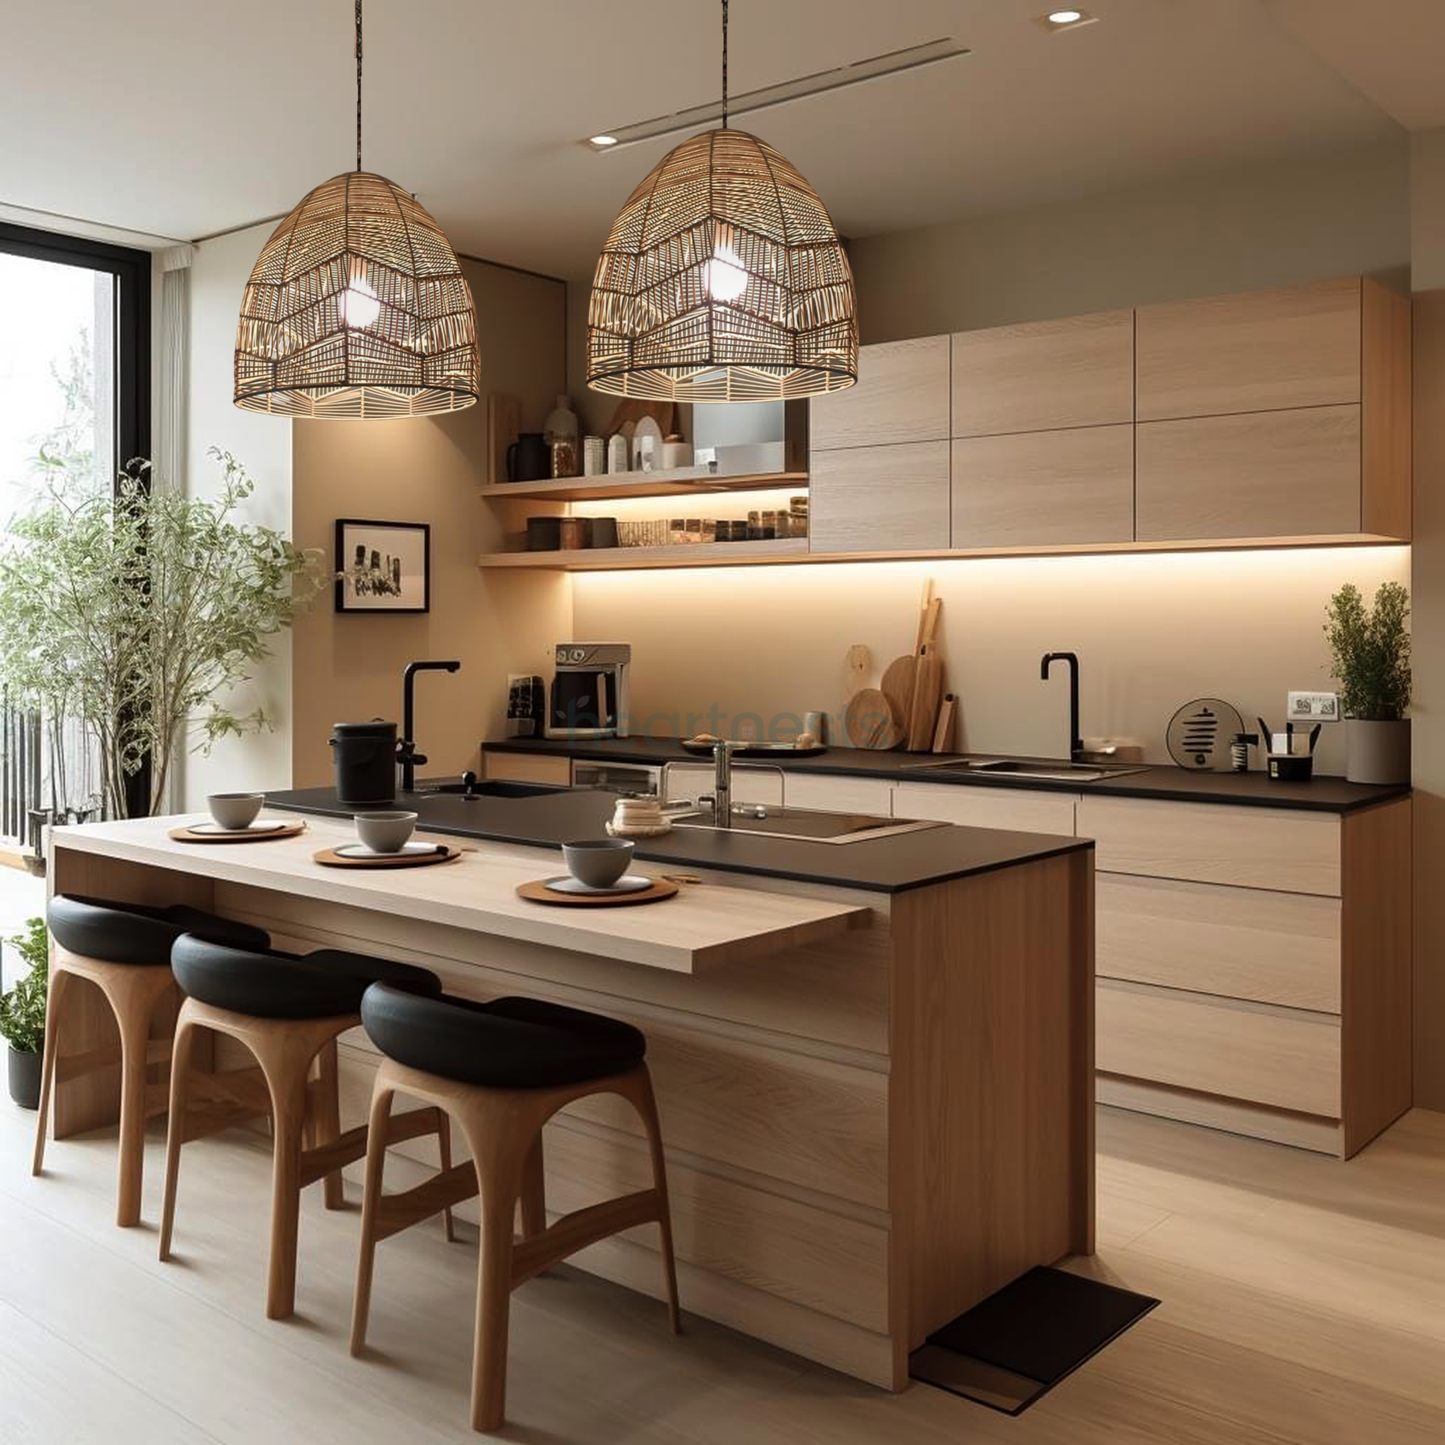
(904, 756, 1149, 784)
(413, 779, 562, 799)
(670, 804, 945, 845)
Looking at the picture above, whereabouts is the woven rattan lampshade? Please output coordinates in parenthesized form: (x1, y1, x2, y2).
(587, 128, 858, 402)
(234, 171, 480, 419)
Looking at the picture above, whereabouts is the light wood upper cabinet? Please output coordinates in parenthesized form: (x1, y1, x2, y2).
(809, 336, 949, 451)
(1135, 278, 1362, 420)
(1136, 405, 1362, 542)
(952, 425, 1134, 548)
(951, 310, 1133, 437)
(808, 441, 950, 554)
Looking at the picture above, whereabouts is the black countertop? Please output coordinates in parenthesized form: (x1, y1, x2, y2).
(483, 736, 1407, 814)
(266, 784, 1091, 896)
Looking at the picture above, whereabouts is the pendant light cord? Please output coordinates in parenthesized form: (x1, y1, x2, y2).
(721, 0, 728, 128)
(355, 0, 364, 170)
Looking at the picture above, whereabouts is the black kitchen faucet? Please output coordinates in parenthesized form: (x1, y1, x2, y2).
(401, 660, 461, 792)
(1040, 651, 1083, 762)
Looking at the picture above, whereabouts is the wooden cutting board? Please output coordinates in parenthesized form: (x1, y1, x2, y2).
(932, 694, 958, 753)
(880, 655, 916, 743)
(907, 648, 944, 751)
(845, 688, 903, 749)
(844, 644, 871, 700)
(488, 394, 521, 484)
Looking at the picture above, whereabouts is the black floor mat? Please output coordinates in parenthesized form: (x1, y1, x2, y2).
(909, 1266, 1159, 1415)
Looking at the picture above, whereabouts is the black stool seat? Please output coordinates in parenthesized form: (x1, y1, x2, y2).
(48, 894, 270, 966)
(361, 984, 647, 1090)
(172, 936, 440, 1021)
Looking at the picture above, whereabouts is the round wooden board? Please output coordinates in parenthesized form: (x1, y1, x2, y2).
(516, 877, 679, 907)
(313, 844, 463, 869)
(169, 822, 308, 844)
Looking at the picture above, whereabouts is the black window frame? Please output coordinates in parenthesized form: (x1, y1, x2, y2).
(0, 220, 153, 819)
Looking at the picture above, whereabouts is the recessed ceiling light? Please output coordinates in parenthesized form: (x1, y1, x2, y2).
(1036, 7, 1098, 32)
(588, 134, 619, 149)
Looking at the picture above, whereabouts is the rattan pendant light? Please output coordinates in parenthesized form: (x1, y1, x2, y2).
(586, 0, 858, 402)
(234, 1, 480, 418)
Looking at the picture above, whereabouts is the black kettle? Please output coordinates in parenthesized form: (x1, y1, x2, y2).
(506, 432, 549, 482)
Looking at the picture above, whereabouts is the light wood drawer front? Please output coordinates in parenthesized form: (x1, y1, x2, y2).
(1136, 278, 1361, 420)
(785, 773, 894, 816)
(952, 426, 1134, 548)
(483, 751, 572, 786)
(809, 441, 951, 554)
(1097, 981, 1341, 1117)
(564, 1025, 889, 1210)
(543, 1121, 890, 1332)
(1135, 405, 1361, 542)
(952, 309, 1134, 436)
(810, 335, 950, 450)
(892, 782, 1077, 836)
(1097, 874, 1342, 1012)
(1077, 796, 1340, 896)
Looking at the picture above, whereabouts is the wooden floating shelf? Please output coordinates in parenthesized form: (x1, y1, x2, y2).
(478, 538, 810, 570)
(478, 532, 1407, 573)
(477, 468, 808, 502)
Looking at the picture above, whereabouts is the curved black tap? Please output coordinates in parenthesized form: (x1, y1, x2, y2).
(401, 660, 460, 792)
(1040, 651, 1083, 762)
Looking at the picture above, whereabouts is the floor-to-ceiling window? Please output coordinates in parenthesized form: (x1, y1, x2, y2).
(0, 223, 150, 851)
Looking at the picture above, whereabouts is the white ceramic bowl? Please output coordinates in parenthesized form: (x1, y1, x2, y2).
(562, 838, 634, 888)
(207, 792, 264, 830)
(355, 811, 418, 853)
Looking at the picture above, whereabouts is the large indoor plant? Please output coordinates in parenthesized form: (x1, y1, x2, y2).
(1324, 581, 1412, 785)
(0, 449, 321, 818)
(0, 917, 48, 1109)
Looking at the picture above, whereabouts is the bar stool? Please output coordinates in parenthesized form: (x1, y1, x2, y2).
(159, 934, 450, 1320)
(35, 894, 271, 1227)
(351, 983, 680, 1434)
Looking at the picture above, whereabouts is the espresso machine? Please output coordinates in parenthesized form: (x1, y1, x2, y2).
(546, 642, 631, 739)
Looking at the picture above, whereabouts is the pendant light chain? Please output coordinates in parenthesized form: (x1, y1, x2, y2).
(355, 0, 364, 171)
(721, 0, 728, 128)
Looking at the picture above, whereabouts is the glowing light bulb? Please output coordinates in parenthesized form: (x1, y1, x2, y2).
(340, 275, 381, 329)
(1048, 9, 1084, 20)
(703, 244, 748, 302)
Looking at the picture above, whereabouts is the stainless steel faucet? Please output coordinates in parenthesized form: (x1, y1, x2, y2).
(713, 740, 738, 829)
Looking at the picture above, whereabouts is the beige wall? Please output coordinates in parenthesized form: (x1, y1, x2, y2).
(1411, 128, 1445, 1109)
(178, 221, 295, 808)
(847, 139, 1410, 342)
(289, 258, 571, 789)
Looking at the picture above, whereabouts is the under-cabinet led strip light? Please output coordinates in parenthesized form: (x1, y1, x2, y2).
(583, 38, 969, 151)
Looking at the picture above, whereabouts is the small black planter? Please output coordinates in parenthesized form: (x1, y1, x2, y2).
(7, 1047, 41, 1110)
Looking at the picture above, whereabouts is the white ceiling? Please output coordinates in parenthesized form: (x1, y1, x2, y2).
(0, 0, 1425, 278)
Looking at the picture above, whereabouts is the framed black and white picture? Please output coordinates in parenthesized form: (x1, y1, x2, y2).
(335, 519, 430, 613)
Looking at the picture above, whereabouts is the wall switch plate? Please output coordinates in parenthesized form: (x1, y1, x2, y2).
(1287, 690, 1340, 723)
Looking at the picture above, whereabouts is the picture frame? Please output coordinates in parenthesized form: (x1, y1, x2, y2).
(334, 519, 430, 614)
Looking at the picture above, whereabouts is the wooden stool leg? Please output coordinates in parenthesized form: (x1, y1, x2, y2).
(435, 1108, 457, 1245)
(158, 1015, 200, 1262)
(261, 1066, 308, 1320)
(350, 1082, 396, 1356)
(316, 1038, 344, 1211)
(31, 967, 70, 1178)
(114, 993, 154, 1229)
(519, 1131, 546, 1239)
(633, 1068, 681, 1333)
(468, 1122, 525, 1435)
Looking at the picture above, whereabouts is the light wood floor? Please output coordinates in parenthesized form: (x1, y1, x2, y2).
(3, 1100, 1444, 1443)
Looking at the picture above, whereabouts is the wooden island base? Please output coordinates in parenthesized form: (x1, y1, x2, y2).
(47, 816, 1094, 1390)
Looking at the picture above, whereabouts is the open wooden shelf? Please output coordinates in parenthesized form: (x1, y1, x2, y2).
(477, 468, 808, 502)
(478, 538, 809, 570)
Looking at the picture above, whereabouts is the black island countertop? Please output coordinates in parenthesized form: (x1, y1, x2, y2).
(483, 735, 1408, 814)
(266, 784, 1091, 896)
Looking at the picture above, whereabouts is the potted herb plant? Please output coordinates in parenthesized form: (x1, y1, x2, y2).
(1324, 581, 1412, 785)
(0, 917, 49, 1109)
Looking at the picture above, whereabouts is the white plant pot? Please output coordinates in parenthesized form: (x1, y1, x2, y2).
(1345, 718, 1411, 786)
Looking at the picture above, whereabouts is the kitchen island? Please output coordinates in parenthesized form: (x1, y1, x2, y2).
(47, 797, 1094, 1390)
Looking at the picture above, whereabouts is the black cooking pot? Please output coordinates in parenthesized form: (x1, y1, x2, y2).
(329, 720, 400, 806)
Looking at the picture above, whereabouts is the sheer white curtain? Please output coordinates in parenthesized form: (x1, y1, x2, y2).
(155, 244, 195, 495)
